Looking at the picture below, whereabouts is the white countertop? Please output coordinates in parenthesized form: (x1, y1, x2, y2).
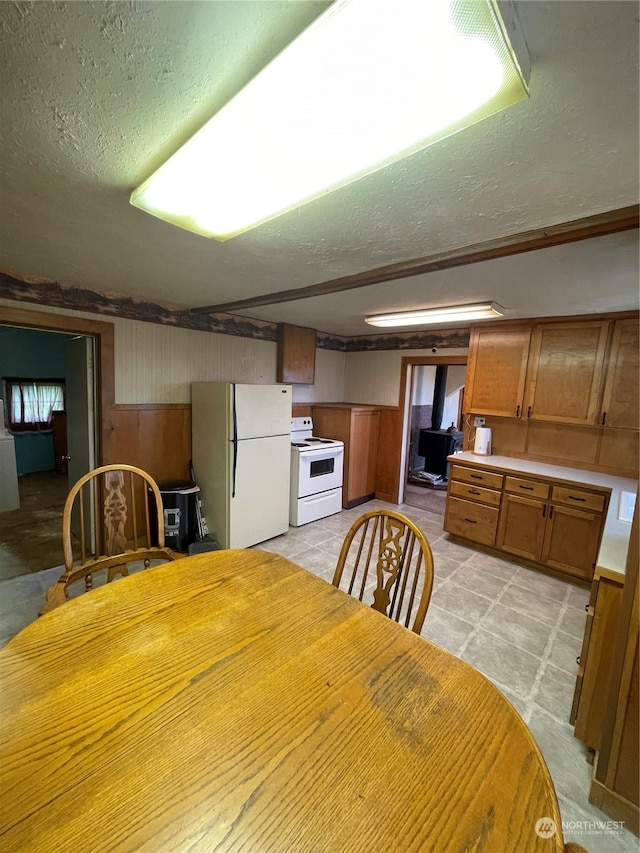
(448, 452, 637, 576)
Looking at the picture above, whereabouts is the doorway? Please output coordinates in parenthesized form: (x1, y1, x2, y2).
(399, 356, 467, 515)
(0, 324, 98, 580)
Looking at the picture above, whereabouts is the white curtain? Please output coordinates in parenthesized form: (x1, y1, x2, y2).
(11, 382, 64, 428)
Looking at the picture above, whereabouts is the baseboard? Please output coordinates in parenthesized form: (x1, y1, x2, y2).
(589, 774, 639, 837)
(346, 494, 376, 510)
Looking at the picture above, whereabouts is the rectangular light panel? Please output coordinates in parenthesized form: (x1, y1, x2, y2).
(365, 302, 505, 327)
(131, 0, 529, 240)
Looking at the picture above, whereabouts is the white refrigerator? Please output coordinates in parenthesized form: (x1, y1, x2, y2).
(191, 382, 292, 549)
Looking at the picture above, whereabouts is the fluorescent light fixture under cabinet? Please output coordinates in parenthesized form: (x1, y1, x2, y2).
(130, 0, 530, 240)
(365, 303, 505, 327)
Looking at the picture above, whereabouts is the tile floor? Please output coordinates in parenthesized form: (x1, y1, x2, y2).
(0, 499, 636, 852)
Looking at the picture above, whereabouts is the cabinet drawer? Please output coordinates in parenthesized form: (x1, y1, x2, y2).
(504, 476, 550, 500)
(450, 465, 503, 491)
(552, 485, 606, 513)
(449, 480, 501, 507)
(445, 497, 499, 547)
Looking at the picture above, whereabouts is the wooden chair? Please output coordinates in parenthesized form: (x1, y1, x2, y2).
(332, 509, 435, 634)
(39, 464, 182, 615)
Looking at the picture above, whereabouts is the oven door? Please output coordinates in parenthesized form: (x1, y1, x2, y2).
(297, 446, 344, 498)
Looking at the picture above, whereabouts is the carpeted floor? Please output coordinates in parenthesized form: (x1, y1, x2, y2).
(0, 470, 67, 581)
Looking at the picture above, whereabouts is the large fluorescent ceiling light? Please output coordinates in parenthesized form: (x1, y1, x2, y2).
(130, 0, 529, 241)
(365, 302, 505, 327)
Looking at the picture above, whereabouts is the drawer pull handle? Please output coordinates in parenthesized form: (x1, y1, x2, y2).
(542, 504, 547, 518)
(585, 604, 589, 612)
(576, 656, 581, 666)
(464, 518, 477, 524)
(515, 405, 521, 418)
(468, 489, 481, 495)
(519, 484, 534, 491)
(568, 495, 586, 502)
(527, 406, 532, 418)
(549, 505, 554, 519)
(601, 411, 607, 426)
(470, 474, 482, 480)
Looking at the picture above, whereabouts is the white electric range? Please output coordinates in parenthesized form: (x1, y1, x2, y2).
(289, 417, 344, 526)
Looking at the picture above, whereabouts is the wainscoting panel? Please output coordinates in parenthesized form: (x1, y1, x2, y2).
(104, 405, 192, 483)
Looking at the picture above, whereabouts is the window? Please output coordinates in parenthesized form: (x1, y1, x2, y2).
(4, 379, 65, 432)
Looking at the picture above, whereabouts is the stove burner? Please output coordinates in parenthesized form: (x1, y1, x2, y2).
(304, 437, 333, 443)
(291, 442, 308, 447)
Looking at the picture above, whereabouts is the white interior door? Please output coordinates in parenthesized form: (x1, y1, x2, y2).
(65, 336, 97, 542)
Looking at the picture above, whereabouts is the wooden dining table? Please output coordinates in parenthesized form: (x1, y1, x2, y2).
(0, 549, 568, 852)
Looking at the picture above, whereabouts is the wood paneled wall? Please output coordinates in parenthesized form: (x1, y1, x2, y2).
(105, 405, 192, 484)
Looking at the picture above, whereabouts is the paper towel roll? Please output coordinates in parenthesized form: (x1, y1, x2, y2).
(473, 427, 492, 455)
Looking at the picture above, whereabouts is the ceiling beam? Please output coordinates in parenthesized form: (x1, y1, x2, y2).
(190, 205, 639, 315)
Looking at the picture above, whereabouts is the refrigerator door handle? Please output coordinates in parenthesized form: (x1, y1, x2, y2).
(232, 384, 238, 497)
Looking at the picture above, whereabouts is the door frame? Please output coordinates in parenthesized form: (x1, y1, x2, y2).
(0, 305, 114, 465)
(397, 355, 467, 505)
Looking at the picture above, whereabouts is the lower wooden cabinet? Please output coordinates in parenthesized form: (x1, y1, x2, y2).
(570, 568, 624, 750)
(575, 508, 638, 834)
(445, 462, 609, 582)
(311, 404, 381, 508)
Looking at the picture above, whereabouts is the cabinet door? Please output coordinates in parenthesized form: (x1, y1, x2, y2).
(541, 504, 602, 580)
(573, 572, 624, 749)
(347, 410, 380, 502)
(277, 323, 316, 384)
(600, 318, 639, 430)
(465, 325, 530, 417)
(523, 321, 610, 424)
(496, 494, 547, 561)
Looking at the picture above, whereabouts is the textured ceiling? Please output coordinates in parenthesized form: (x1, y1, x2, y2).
(0, 0, 638, 337)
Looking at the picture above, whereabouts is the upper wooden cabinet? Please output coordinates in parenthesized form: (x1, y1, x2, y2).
(523, 320, 610, 425)
(600, 318, 640, 429)
(465, 325, 531, 418)
(465, 314, 639, 429)
(277, 323, 316, 385)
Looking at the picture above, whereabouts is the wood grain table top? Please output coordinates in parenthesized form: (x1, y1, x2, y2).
(0, 550, 565, 852)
